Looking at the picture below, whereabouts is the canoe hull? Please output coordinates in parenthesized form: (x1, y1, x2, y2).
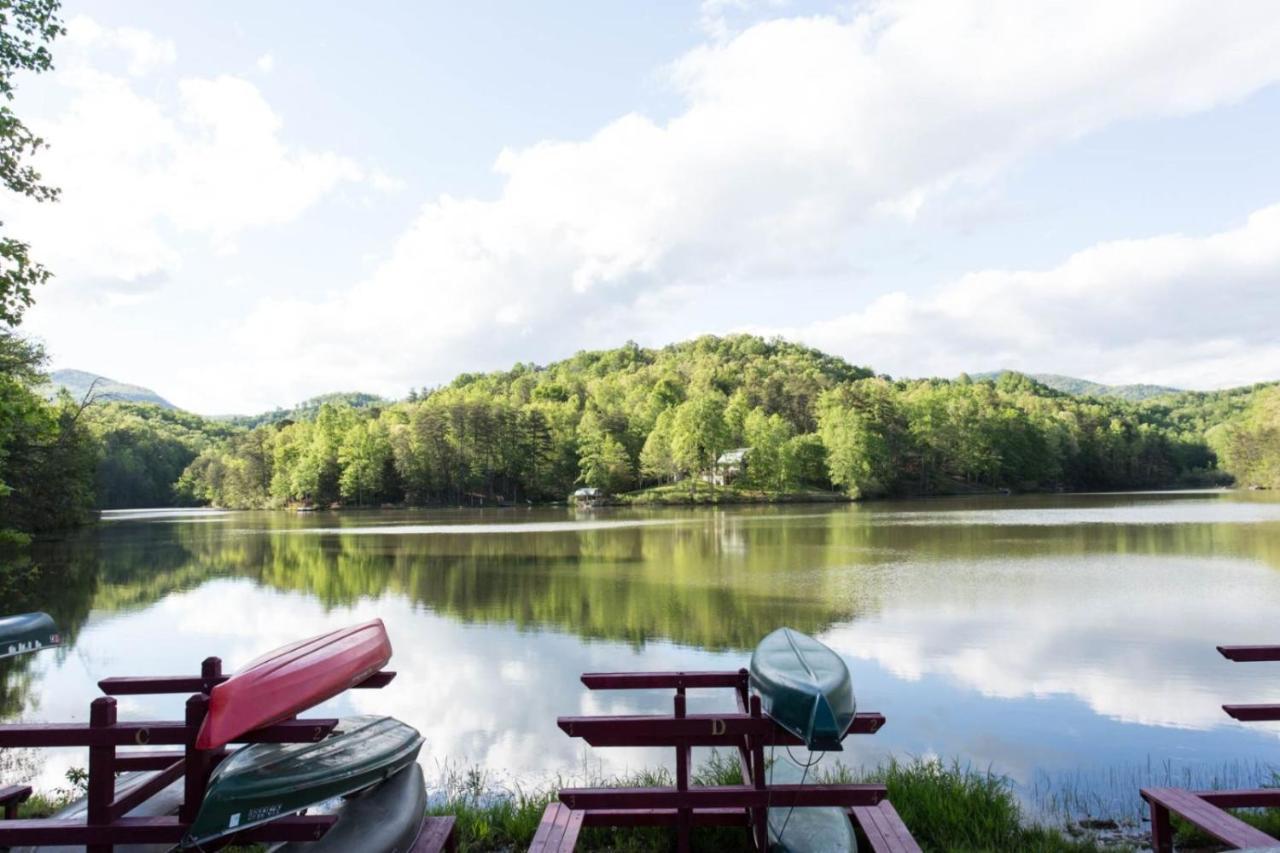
(0, 612, 61, 660)
(767, 755, 858, 852)
(279, 763, 428, 853)
(749, 627, 855, 752)
(185, 715, 424, 847)
(195, 619, 392, 749)
(12, 771, 182, 853)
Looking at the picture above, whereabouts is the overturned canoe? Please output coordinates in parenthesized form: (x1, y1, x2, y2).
(12, 771, 183, 853)
(279, 762, 428, 853)
(749, 627, 855, 751)
(767, 753, 858, 853)
(0, 612, 61, 660)
(184, 715, 424, 847)
(195, 618, 392, 749)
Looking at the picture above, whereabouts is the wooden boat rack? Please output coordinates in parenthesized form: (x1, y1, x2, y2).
(0, 655, 456, 852)
(532, 667, 921, 852)
(1141, 645, 1280, 852)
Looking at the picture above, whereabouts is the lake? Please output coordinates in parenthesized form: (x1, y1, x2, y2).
(4, 490, 1280, 819)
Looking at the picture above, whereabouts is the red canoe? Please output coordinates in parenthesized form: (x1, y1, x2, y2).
(195, 619, 392, 749)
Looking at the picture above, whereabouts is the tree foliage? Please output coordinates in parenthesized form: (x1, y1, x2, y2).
(0, 0, 64, 325)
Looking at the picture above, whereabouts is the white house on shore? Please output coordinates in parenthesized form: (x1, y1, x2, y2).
(706, 447, 750, 486)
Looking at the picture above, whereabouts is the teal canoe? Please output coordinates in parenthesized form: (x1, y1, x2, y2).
(767, 754, 858, 852)
(0, 612, 61, 660)
(183, 715, 424, 848)
(749, 627, 855, 752)
(279, 762, 428, 853)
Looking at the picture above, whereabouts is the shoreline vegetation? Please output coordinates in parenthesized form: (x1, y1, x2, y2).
(3, 334, 1279, 539)
(16, 758, 1144, 852)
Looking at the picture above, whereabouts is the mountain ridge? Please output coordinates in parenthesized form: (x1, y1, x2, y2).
(970, 371, 1181, 402)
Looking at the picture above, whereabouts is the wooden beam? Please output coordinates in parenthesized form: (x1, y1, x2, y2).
(99, 669, 395, 695)
(1217, 645, 1280, 662)
(581, 671, 747, 690)
(558, 712, 884, 747)
(0, 717, 337, 748)
(560, 783, 886, 811)
(1222, 703, 1280, 722)
(0, 815, 335, 845)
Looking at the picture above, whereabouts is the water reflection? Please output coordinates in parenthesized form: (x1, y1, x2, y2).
(4, 492, 1280, 798)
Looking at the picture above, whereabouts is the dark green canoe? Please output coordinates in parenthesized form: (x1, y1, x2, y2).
(749, 627, 855, 752)
(183, 715, 424, 848)
(0, 612, 61, 660)
(279, 762, 428, 853)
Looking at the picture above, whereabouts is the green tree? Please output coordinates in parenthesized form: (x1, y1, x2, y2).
(577, 408, 632, 492)
(0, 0, 65, 325)
(639, 409, 679, 484)
(670, 392, 729, 492)
(338, 420, 390, 505)
(742, 408, 794, 491)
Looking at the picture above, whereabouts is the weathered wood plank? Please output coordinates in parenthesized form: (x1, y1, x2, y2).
(1223, 703, 1280, 722)
(560, 783, 885, 811)
(851, 801, 922, 853)
(1217, 645, 1280, 662)
(412, 815, 458, 852)
(1141, 788, 1279, 850)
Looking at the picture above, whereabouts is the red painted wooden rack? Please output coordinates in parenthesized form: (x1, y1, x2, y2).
(545, 668, 896, 852)
(1141, 645, 1280, 853)
(0, 656, 395, 851)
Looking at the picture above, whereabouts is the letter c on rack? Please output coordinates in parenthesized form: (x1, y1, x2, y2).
(710, 718, 726, 736)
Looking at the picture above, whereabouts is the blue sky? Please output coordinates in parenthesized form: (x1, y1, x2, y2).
(8, 0, 1280, 412)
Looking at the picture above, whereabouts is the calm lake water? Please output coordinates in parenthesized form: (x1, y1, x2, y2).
(4, 490, 1280, 818)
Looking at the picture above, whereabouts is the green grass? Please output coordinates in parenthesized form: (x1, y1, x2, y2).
(613, 481, 849, 506)
(425, 756, 1131, 852)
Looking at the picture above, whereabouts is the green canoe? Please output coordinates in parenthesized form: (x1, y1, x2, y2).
(767, 753, 858, 852)
(183, 715, 424, 848)
(0, 611, 61, 660)
(749, 627, 855, 752)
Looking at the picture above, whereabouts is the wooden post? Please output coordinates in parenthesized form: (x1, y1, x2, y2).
(181, 693, 215, 825)
(87, 696, 117, 853)
(750, 693, 768, 852)
(1149, 799, 1172, 853)
(674, 687, 691, 853)
(200, 656, 223, 694)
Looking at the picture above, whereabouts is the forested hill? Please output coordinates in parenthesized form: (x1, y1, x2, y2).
(44, 369, 175, 408)
(163, 335, 1276, 511)
(8, 335, 1278, 522)
(214, 392, 387, 428)
(972, 371, 1180, 402)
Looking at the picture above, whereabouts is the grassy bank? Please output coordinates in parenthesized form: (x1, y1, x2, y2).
(426, 756, 1133, 852)
(607, 481, 851, 506)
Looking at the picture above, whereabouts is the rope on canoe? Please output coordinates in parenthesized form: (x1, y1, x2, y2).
(767, 744, 826, 848)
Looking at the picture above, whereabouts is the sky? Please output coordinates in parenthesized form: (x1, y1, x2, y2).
(6, 0, 1280, 414)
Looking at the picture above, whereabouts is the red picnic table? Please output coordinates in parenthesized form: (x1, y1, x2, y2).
(529, 667, 921, 852)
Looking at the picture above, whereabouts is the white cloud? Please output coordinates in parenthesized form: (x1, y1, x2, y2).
(256, 52, 275, 73)
(226, 0, 1280, 403)
(771, 204, 1280, 387)
(1, 20, 366, 289)
(63, 15, 176, 76)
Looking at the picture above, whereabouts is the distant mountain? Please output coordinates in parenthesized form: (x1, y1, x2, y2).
(44, 369, 176, 409)
(214, 391, 387, 427)
(972, 371, 1180, 402)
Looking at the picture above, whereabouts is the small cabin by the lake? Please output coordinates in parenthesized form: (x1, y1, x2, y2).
(573, 486, 603, 506)
(708, 447, 750, 486)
